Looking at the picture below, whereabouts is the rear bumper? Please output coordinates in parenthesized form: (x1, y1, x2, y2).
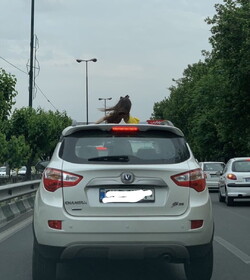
(206, 181, 219, 190)
(33, 184, 214, 263)
(227, 185, 250, 197)
(33, 201, 214, 263)
(34, 236, 213, 262)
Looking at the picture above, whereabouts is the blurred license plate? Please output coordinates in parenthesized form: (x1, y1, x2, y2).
(100, 188, 155, 203)
(245, 178, 250, 182)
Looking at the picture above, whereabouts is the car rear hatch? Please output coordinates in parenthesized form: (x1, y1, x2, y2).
(231, 159, 250, 186)
(53, 124, 202, 217)
(203, 163, 225, 179)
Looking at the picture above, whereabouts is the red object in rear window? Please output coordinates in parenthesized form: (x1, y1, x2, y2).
(43, 168, 83, 192)
(171, 168, 206, 192)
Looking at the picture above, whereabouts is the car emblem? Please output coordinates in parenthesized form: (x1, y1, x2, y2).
(121, 172, 134, 184)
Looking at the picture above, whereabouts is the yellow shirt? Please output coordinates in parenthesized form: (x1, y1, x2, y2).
(127, 116, 140, 124)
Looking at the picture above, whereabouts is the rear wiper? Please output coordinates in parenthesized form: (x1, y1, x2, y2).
(88, 156, 129, 162)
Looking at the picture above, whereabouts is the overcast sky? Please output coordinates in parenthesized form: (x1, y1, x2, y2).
(0, 0, 223, 123)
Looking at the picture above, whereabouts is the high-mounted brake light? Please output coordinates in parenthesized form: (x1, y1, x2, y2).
(43, 168, 83, 192)
(111, 126, 139, 132)
(171, 168, 206, 192)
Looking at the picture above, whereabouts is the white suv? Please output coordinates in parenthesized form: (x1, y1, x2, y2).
(33, 123, 214, 280)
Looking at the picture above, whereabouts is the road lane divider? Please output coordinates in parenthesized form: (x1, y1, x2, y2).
(215, 236, 250, 264)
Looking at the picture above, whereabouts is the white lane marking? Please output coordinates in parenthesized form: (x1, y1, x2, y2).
(0, 216, 33, 243)
(215, 236, 250, 264)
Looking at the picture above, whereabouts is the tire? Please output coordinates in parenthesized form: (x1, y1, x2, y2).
(32, 244, 57, 280)
(218, 190, 225, 202)
(184, 246, 213, 280)
(225, 190, 234, 206)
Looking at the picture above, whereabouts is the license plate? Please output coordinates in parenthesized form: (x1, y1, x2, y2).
(245, 178, 250, 182)
(100, 188, 155, 203)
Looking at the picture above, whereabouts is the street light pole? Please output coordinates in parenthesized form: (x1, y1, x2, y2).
(76, 58, 97, 124)
(98, 97, 112, 116)
(29, 0, 35, 107)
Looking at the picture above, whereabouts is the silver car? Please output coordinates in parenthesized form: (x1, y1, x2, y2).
(218, 157, 250, 206)
(199, 162, 225, 191)
(33, 123, 214, 280)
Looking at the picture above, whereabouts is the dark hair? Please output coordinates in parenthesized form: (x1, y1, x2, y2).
(102, 95, 132, 123)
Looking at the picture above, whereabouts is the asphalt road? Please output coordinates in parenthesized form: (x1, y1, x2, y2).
(0, 193, 250, 280)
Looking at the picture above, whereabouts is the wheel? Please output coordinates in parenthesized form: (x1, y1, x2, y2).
(32, 244, 57, 280)
(184, 246, 213, 280)
(218, 189, 225, 202)
(225, 190, 234, 206)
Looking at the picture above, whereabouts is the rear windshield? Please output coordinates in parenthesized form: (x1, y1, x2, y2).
(204, 163, 225, 172)
(232, 160, 250, 172)
(59, 129, 190, 164)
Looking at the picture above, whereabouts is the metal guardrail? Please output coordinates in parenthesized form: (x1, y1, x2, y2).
(0, 180, 41, 203)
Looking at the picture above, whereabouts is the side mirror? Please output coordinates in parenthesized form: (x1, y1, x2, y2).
(35, 161, 49, 173)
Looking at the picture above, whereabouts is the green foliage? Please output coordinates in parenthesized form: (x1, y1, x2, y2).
(0, 68, 72, 177)
(0, 133, 8, 164)
(4, 107, 72, 178)
(0, 68, 17, 129)
(152, 0, 250, 161)
(4, 135, 31, 170)
(9, 107, 72, 162)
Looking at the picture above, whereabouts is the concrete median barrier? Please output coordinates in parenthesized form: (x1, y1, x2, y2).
(0, 194, 35, 228)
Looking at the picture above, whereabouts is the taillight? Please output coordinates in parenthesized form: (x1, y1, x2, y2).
(43, 168, 83, 192)
(227, 173, 237, 180)
(171, 168, 206, 192)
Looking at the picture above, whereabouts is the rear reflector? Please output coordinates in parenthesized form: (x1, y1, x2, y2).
(191, 220, 204, 229)
(111, 126, 139, 132)
(48, 220, 62, 230)
(43, 168, 83, 192)
(171, 168, 206, 192)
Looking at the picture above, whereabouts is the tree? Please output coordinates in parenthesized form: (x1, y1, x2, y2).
(0, 134, 31, 174)
(206, 0, 250, 157)
(8, 107, 72, 179)
(0, 68, 17, 131)
(152, 0, 250, 161)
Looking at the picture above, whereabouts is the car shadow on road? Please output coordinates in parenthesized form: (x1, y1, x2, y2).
(232, 199, 250, 207)
(57, 258, 187, 280)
